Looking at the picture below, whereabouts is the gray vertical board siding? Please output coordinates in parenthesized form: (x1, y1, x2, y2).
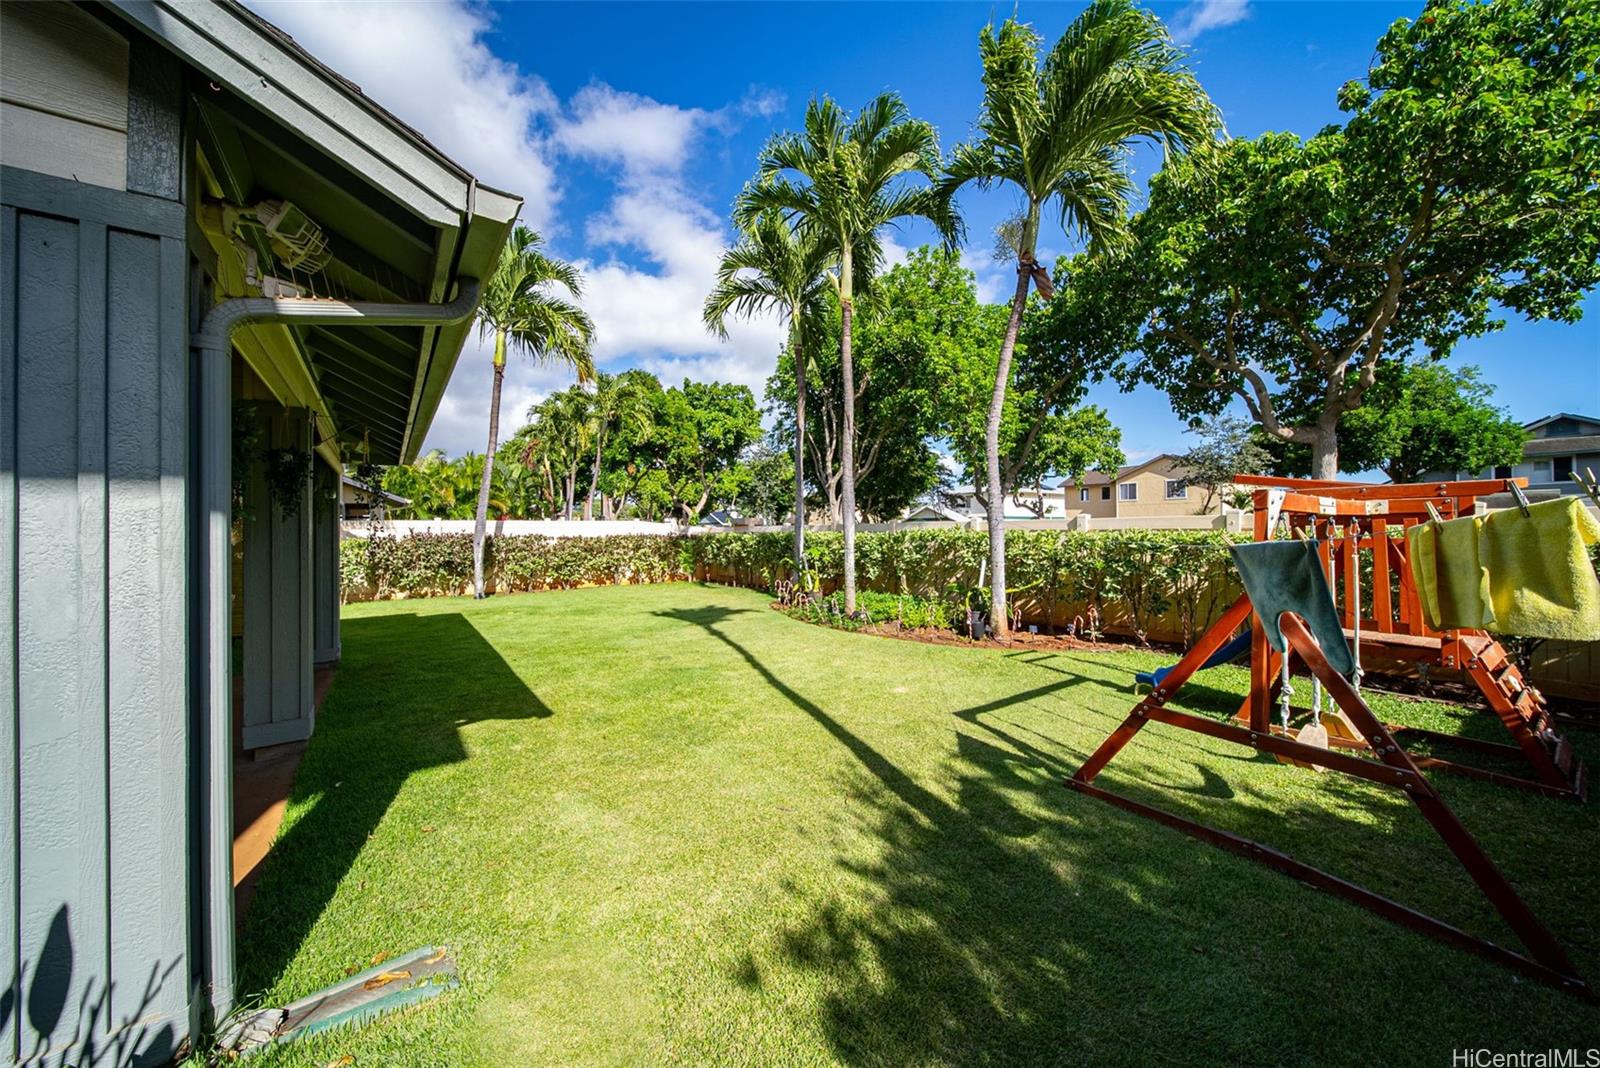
(241, 407, 315, 749)
(1, 202, 20, 1067)
(14, 210, 91, 1064)
(242, 405, 272, 738)
(312, 465, 341, 665)
(106, 228, 186, 1051)
(2, 175, 189, 1063)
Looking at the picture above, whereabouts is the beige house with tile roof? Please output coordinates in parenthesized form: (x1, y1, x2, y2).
(1060, 454, 1233, 519)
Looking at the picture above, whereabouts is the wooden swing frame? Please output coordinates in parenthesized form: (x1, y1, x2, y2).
(1065, 476, 1594, 1000)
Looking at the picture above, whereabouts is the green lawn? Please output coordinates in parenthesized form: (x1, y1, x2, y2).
(238, 582, 1600, 1067)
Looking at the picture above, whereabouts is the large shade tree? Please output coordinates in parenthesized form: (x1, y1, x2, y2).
(1118, 0, 1600, 479)
(740, 93, 961, 612)
(940, 4, 1217, 636)
(472, 226, 594, 596)
(704, 210, 832, 572)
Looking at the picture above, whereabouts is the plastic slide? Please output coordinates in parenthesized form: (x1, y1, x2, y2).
(1135, 627, 1253, 691)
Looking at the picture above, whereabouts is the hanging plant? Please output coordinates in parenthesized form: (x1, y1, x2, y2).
(263, 446, 312, 518)
(232, 407, 262, 524)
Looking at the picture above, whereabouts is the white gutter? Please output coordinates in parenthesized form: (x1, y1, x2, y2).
(191, 278, 480, 1022)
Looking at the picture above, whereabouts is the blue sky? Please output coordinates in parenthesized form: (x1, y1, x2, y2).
(254, 0, 1600, 465)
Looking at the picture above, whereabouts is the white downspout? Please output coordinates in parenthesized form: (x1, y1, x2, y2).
(191, 278, 480, 1022)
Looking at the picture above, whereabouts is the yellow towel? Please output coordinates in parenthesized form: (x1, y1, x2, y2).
(1478, 496, 1600, 641)
(1407, 513, 1494, 630)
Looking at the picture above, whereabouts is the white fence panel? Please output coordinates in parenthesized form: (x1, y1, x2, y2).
(343, 518, 687, 539)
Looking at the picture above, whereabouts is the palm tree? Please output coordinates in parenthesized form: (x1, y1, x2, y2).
(580, 370, 655, 520)
(941, 4, 1217, 636)
(740, 94, 961, 612)
(704, 210, 832, 574)
(525, 387, 594, 520)
(472, 226, 595, 597)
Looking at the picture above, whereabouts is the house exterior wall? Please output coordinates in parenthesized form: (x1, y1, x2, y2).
(1423, 416, 1600, 495)
(241, 405, 316, 749)
(2, 11, 193, 1063)
(313, 464, 342, 665)
(1065, 483, 1117, 519)
(0, 3, 130, 191)
(1113, 468, 1203, 518)
(2, 157, 190, 1068)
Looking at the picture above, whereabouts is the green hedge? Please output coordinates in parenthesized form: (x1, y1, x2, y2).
(688, 528, 1245, 643)
(340, 533, 691, 600)
(340, 528, 1249, 645)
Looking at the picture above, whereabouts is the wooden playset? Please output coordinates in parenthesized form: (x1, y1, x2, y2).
(1066, 475, 1593, 1000)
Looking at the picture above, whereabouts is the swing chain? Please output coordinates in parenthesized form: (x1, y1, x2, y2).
(1279, 652, 1294, 731)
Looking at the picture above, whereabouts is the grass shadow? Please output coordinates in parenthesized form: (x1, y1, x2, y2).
(237, 612, 550, 997)
(709, 620, 1600, 1064)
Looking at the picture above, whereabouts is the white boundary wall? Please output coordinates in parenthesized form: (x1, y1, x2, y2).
(343, 518, 687, 539)
(342, 511, 1252, 539)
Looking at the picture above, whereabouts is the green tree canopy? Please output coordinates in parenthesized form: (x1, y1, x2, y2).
(1115, 0, 1600, 477)
(1268, 361, 1529, 483)
(1172, 415, 1274, 512)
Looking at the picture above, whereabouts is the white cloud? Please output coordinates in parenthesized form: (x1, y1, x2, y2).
(959, 248, 1013, 305)
(247, 0, 560, 227)
(555, 84, 707, 175)
(245, 0, 789, 454)
(1170, 0, 1251, 44)
(420, 330, 590, 456)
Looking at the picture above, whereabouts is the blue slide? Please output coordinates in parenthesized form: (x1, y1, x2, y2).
(1136, 627, 1253, 691)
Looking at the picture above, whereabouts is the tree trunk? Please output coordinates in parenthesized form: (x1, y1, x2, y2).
(584, 437, 602, 520)
(792, 328, 806, 579)
(1310, 420, 1339, 480)
(472, 331, 506, 599)
(838, 246, 858, 614)
(985, 265, 1032, 639)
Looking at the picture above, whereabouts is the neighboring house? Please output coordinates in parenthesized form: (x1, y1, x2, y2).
(1062, 454, 1224, 519)
(902, 503, 971, 524)
(2, 1, 517, 1061)
(942, 484, 1069, 520)
(1422, 413, 1600, 495)
(340, 473, 410, 521)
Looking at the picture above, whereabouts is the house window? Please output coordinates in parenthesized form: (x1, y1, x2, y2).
(1119, 483, 1138, 502)
(1079, 488, 1090, 502)
(1493, 464, 1513, 480)
(1554, 456, 1574, 482)
(1101, 486, 1111, 501)
(1165, 479, 1187, 500)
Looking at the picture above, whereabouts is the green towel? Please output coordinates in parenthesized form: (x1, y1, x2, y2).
(1478, 497, 1600, 641)
(1229, 540, 1355, 676)
(1407, 514, 1494, 631)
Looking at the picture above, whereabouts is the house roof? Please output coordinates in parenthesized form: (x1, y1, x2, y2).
(903, 504, 967, 522)
(1525, 413, 1600, 432)
(1525, 435, 1600, 456)
(106, 0, 521, 464)
(340, 474, 408, 506)
(1066, 454, 1182, 488)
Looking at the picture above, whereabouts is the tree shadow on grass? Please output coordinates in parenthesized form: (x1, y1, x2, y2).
(659, 605, 1600, 1064)
(237, 611, 549, 998)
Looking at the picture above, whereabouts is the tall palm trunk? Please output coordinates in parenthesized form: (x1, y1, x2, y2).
(584, 437, 602, 520)
(838, 246, 858, 613)
(985, 266, 1031, 638)
(792, 327, 807, 578)
(472, 330, 507, 598)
